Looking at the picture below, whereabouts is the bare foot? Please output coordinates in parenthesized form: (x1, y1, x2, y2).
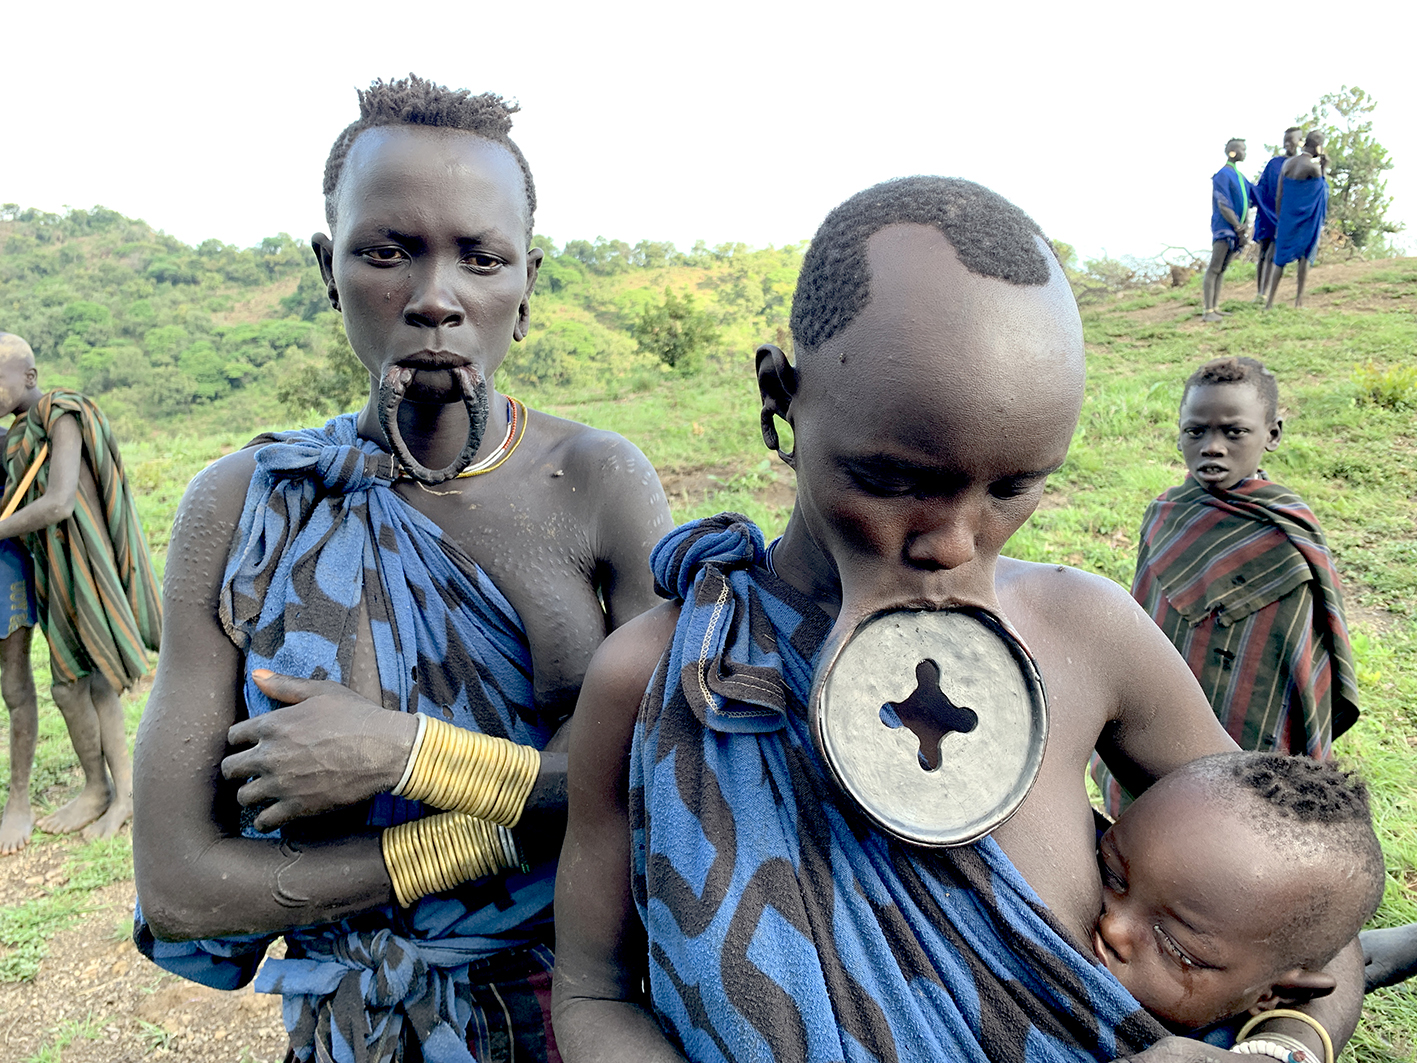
(81, 794, 132, 842)
(35, 785, 111, 835)
(0, 800, 34, 855)
(1201, 311, 1223, 322)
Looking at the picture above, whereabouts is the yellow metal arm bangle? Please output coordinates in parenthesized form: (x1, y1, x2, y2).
(381, 811, 525, 908)
(391, 714, 540, 827)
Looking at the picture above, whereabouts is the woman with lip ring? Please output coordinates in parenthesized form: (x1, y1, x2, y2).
(131, 77, 671, 1063)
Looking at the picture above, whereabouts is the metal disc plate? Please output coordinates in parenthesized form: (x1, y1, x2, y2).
(811, 609, 1047, 847)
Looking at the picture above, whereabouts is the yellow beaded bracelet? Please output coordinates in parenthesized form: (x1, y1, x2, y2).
(381, 812, 514, 908)
(391, 715, 540, 827)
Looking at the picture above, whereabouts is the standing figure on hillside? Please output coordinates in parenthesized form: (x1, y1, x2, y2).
(1202, 138, 1257, 322)
(131, 76, 671, 1063)
(1091, 356, 1357, 816)
(0, 341, 40, 855)
(1265, 131, 1328, 310)
(0, 331, 162, 852)
(1251, 127, 1304, 300)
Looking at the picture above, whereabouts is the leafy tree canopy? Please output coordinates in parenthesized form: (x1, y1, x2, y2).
(1291, 86, 1402, 256)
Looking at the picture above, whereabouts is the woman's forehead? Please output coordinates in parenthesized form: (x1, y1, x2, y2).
(336, 126, 527, 224)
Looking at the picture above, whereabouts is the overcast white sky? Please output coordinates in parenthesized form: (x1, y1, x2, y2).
(5, 1, 1414, 264)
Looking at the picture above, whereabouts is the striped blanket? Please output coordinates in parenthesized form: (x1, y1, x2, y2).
(2, 389, 160, 687)
(1092, 477, 1357, 815)
(136, 415, 559, 1063)
(634, 514, 1166, 1063)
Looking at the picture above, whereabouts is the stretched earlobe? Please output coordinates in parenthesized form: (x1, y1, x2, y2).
(756, 344, 798, 468)
(515, 248, 543, 343)
(761, 409, 795, 469)
(513, 298, 531, 342)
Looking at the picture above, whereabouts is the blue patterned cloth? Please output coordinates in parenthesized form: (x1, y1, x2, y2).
(135, 415, 557, 1063)
(632, 514, 1167, 1063)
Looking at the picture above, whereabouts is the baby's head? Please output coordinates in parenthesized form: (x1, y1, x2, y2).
(1094, 752, 1385, 1031)
(1178, 356, 1282, 494)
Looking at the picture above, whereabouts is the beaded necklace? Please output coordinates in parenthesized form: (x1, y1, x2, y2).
(397, 396, 526, 481)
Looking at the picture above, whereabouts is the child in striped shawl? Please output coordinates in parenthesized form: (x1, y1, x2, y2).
(1091, 357, 1358, 817)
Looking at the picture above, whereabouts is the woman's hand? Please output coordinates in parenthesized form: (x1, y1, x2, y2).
(221, 671, 418, 832)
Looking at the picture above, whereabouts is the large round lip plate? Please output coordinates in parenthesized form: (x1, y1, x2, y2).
(809, 608, 1048, 848)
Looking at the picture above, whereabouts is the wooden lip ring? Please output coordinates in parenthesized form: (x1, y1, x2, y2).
(378, 364, 490, 485)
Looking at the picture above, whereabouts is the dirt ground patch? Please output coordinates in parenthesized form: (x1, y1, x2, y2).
(660, 463, 797, 514)
(1117, 257, 1417, 326)
(0, 843, 286, 1063)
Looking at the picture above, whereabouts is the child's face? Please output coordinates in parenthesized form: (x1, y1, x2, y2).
(1177, 383, 1281, 493)
(1093, 778, 1302, 1029)
(316, 126, 540, 404)
(783, 223, 1083, 616)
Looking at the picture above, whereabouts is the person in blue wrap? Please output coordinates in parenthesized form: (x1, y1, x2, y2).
(1203, 139, 1257, 322)
(550, 177, 1365, 1063)
(1265, 132, 1329, 311)
(130, 75, 671, 1063)
(1251, 127, 1304, 301)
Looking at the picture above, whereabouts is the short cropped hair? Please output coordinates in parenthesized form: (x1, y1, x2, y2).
(1179, 752, 1387, 968)
(1181, 356, 1280, 422)
(323, 75, 537, 242)
(1285, 126, 1303, 137)
(1226, 138, 1247, 156)
(1305, 131, 1326, 153)
(789, 177, 1053, 354)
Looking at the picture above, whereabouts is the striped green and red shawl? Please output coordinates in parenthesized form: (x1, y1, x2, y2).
(3, 390, 161, 688)
(1093, 476, 1358, 813)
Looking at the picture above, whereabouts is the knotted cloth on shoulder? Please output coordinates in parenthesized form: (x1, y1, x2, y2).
(135, 414, 555, 1063)
(2, 388, 161, 687)
(633, 514, 1165, 1063)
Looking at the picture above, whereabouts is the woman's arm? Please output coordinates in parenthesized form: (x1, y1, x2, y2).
(132, 454, 395, 941)
(552, 604, 687, 1063)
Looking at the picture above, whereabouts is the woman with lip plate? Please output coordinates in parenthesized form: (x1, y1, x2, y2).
(1090, 355, 1357, 820)
(131, 76, 671, 1063)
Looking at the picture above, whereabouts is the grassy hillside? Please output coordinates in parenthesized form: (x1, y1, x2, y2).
(0, 208, 1414, 1059)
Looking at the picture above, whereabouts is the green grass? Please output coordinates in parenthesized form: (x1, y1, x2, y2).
(24, 1012, 105, 1063)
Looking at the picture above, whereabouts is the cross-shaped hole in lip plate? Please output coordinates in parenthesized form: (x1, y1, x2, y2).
(878, 658, 979, 771)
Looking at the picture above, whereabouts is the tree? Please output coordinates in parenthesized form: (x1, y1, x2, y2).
(1294, 86, 1402, 256)
(632, 288, 720, 373)
(275, 313, 368, 416)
